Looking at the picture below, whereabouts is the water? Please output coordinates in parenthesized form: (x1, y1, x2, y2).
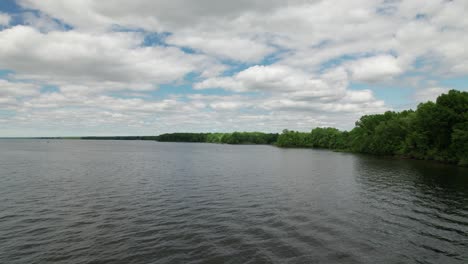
(0, 140, 467, 264)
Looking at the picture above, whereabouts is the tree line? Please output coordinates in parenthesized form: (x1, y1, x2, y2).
(156, 132, 279, 145)
(276, 90, 467, 166)
(157, 90, 467, 166)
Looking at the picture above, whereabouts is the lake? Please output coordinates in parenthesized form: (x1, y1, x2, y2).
(0, 140, 467, 263)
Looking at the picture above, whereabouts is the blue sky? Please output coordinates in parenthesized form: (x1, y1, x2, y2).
(0, 0, 467, 136)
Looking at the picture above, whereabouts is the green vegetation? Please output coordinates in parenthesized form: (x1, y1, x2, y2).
(156, 132, 279, 145)
(276, 90, 468, 166)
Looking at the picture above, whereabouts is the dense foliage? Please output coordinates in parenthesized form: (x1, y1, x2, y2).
(276, 90, 468, 165)
(156, 132, 279, 145)
(155, 133, 209, 142)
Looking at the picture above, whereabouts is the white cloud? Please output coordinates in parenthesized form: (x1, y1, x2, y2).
(347, 55, 403, 82)
(15, 0, 468, 76)
(17, 0, 291, 31)
(196, 65, 348, 96)
(260, 89, 386, 115)
(0, 26, 222, 90)
(194, 65, 386, 117)
(0, 80, 40, 110)
(166, 34, 274, 62)
(1, 0, 467, 136)
(0, 79, 40, 97)
(413, 87, 450, 103)
(21, 12, 66, 32)
(0, 13, 10, 26)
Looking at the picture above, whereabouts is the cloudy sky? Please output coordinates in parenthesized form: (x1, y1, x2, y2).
(0, 0, 467, 137)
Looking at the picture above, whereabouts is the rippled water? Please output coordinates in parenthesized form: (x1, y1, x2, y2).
(0, 140, 467, 264)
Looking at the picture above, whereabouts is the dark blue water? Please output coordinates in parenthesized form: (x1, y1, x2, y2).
(0, 140, 467, 263)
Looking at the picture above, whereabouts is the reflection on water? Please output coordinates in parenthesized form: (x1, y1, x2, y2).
(0, 140, 467, 264)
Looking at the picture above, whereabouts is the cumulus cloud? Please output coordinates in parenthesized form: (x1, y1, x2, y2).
(0, 79, 40, 97)
(0, 26, 223, 91)
(17, 0, 291, 31)
(0, 80, 40, 110)
(0, 13, 10, 26)
(166, 34, 274, 62)
(347, 55, 403, 82)
(15, 0, 468, 76)
(1, 0, 467, 136)
(413, 87, 451, 103)
(21, 12, 66, 32)
(194, 65, 386, 117)
(196, 65, 347, 95)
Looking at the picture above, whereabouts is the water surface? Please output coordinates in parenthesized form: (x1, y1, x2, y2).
(0, 140, 467, 263)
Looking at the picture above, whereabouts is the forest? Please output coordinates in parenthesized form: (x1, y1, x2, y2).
(157, 90, 467, 166)
(156, 132, 279, 145)
(277, 90, 467, 165)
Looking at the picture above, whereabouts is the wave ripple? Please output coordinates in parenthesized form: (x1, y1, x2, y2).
(1, 140, 467, 264)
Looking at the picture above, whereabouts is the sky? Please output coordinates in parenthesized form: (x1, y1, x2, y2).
(0, 0, 467, 137)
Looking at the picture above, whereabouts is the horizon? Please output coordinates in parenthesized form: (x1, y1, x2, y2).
(1, 0, 468, 137)
(0, 92, 449, 139)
